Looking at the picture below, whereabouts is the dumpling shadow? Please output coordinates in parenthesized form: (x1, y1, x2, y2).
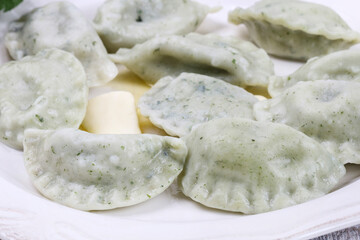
(92, 182, 185, 217)
(196, 18, 229, 35)
(184, 198, 246, 217)
(269, 53, 308, 63)
(332, 164, 360, 191)
(229, 25, 251, 42)
(197, 19, 250, 42)
(91, 181, 241, 218)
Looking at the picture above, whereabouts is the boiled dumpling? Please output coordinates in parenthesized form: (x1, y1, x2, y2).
(229, 0, 360, 61)
(254, 80, 360, 164)
(179, 118, 345, 214)
(5, 1, 118, 87)
(94, 0, 211, 52)
(110, 33, 274, 87)
(268, 49, 360, 97)
(0, 49, 88, 150)
(23, 128, 187, 210)
(139, 73, 258, 137)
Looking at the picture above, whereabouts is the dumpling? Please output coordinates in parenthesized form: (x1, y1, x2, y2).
(268, 49, 360, 97)
(0, 49, 88, 150)
(5, 1, 118, 87)
(254, 80, 360, 164)
(229, 0, 360, 61)
(23, 128, 187, 210)
(139, 73, 258, 137)
(94, 0, 211, 52)
(179, 118, 345, 214)
(110, 33, 274, 87)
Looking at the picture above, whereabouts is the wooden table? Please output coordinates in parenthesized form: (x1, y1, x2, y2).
(313, 225, 360, 240)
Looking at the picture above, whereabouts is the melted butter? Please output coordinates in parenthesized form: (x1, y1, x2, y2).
(83, 67, 167, 135)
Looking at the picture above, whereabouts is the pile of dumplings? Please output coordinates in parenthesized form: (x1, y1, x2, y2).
(1, 0, 359, 214)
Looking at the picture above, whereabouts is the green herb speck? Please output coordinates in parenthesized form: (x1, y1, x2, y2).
(51, 146, 56, 154)
(136, 9, 143, 22)
(147, 194, 151, 198)
(35, 114, 44, 123)
(76, 149, 83, 156)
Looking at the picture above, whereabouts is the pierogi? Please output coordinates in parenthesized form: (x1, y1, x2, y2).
(254, 80, 360, 164)
(268, 49, 360, 97)
(23, 128, 187, 210)
(94, 0, 211, 52)
(0, 49, 87, 150)
(180, 118, 345, 214)
(110, 33, 274, 87)
(139, 73, 258, 137)
(229, 0, 360, 60)
(5, 1, 118, 87)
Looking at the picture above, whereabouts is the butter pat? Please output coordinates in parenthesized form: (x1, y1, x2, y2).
(82, 91, 141, 134)
(105, 69, 168, 135)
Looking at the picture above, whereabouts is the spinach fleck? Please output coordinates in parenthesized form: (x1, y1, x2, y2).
(35, 114, 44, 123)
(51, 146, 56, 154)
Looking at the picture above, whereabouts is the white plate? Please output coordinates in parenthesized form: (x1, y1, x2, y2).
(1, 0, 360, 239)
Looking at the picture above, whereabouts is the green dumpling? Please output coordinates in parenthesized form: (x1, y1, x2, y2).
(229, 0, 360, 61)
(24, 128, 187, 210)
(180, 118, 345, 214)
(139, 73, 258, 137)
(268, 49, 360, 97)
(110, 33, 274, 87)
(255, 80, 360, 165)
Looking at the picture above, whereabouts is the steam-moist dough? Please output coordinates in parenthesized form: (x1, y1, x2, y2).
(139, 73, 258, 137)
(229, 0, 360, 61)
(254, 80, 360, 164)
(110, 33, 274, 87)
(94, 0, 211, 52)
(180, 118, 345, 214)
(0, 49, 87, 150)
(5, 1, 118, 87)
(268, 49, 360, 97)
(23, 128, 187, 210)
